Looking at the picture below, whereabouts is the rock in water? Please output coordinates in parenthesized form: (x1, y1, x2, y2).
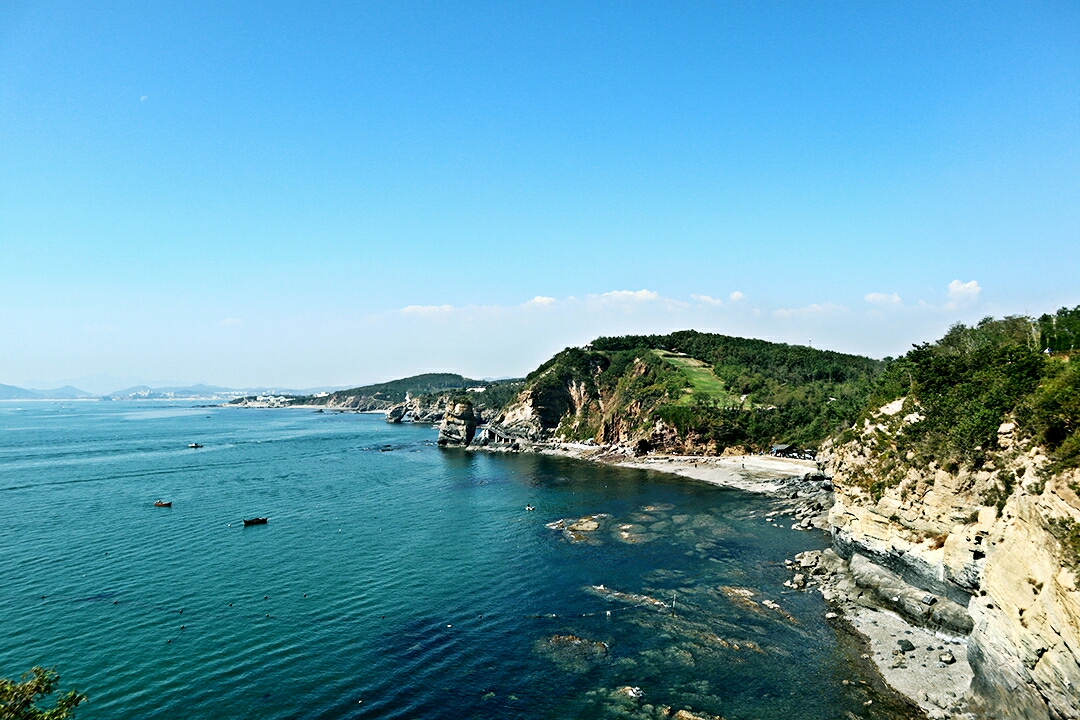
(385, 403, 407, 423)
(437, 400, 476, 446)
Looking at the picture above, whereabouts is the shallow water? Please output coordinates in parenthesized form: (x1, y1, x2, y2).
(0, 402, 914, 719)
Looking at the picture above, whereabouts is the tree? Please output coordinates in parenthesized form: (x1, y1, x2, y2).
(0, 667, 85, 720)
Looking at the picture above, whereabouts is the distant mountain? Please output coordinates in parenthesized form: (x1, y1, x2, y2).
(104, 384, 241, 400)
(0, 383, 41, 400)
(102, 383, 350, 400)
(0, 383, 96, 400)
(37, 385, 97, 399)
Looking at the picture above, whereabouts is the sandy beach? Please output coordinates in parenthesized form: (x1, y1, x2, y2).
(537, 444, 820, 493)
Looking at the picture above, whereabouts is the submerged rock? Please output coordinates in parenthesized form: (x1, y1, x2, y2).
(533, 633, 609, 672)
(585, 584, 670, 611)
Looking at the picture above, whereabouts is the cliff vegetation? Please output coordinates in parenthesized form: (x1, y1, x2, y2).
(835, 313, 1080, 499)
(493, 330, 884, 453)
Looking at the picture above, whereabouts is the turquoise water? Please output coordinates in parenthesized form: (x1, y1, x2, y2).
(1, 402, 908, 719)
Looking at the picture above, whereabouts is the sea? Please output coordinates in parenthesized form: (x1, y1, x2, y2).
(0, 401, 916, 719)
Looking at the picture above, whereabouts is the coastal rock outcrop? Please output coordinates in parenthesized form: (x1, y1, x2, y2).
(437, 401, 476, 447)
(824, 400, 1080, 720)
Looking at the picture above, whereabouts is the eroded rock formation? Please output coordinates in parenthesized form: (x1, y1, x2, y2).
(824, 401, 1080, 720)
(437, 401, 476, 446)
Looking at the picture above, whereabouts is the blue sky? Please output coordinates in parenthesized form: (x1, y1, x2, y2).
(1, 1, 1078, 392)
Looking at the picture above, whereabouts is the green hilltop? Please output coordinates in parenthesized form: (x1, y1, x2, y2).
(491, 310, 1080, 464)
(510, 329, 885, 452)
(310, 373, 482, 403)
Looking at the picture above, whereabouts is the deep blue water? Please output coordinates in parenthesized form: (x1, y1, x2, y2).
(0, 402, 907, 719)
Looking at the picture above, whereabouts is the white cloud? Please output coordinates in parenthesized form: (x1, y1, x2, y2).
(946, 279, 981, 308)
(691, 294, 723, 306)
(600, 289, 660, 302)
(529, 296, 556, 306)
(864, 292, 902, 306)
(773, 302, 848, 319)
(400, 304, 455, 316)
(729, 291, 746, 302)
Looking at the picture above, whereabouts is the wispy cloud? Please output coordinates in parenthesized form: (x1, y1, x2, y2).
(219, 317, 243, 327)
(773, 302, 848, 319)
(864, 292, 902, 306)
(370, 283, 998, 380)
(691, 294, 724, 306)
(400, 304, 455, 316)
(600, 289, 660, 302)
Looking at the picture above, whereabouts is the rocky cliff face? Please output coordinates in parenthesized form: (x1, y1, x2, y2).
(314, 394, 393, 411)
(488, 355, 706, 452)
(437, 401, 477, 446)
(385, 394, 495, 426)
(825, 399, 1080, 719)
(385, 395, 450, 424)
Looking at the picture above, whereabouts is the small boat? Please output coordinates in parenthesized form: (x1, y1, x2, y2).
(243, 517, 268, 526)
(188, 443, 203, 448)
(154, 500, 172, 507)
(526, 505, 535, 512)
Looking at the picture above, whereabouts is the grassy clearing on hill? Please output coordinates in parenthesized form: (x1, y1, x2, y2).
(654, 350, 737, 406)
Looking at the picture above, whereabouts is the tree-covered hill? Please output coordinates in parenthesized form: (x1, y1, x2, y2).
(293, 373, 484, 408)
(496, 330, 885, 452)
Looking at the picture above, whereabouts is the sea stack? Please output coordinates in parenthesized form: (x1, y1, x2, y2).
(437, 400, 476, 446)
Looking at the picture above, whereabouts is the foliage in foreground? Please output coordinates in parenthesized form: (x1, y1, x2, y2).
(0, 667, 85, 720)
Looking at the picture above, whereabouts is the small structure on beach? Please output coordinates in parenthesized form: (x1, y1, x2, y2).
(771, 444, 816, 460)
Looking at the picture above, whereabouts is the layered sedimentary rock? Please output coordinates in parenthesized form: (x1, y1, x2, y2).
(825, 401, 1080, 720)
(437, 401, 477, 446)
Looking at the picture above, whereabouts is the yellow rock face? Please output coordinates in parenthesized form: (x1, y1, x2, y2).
(824, 403, 1080, 720)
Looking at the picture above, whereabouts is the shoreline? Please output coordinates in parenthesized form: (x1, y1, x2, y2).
(524, 442, 974, 718)
(533, 443, 821, 494)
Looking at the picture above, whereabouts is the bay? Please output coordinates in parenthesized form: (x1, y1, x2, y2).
(0, 402, 908, 719)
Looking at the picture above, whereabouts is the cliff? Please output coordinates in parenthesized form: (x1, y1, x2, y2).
(825, 407, 1080, 718)
(820, 313, 1080, 720)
